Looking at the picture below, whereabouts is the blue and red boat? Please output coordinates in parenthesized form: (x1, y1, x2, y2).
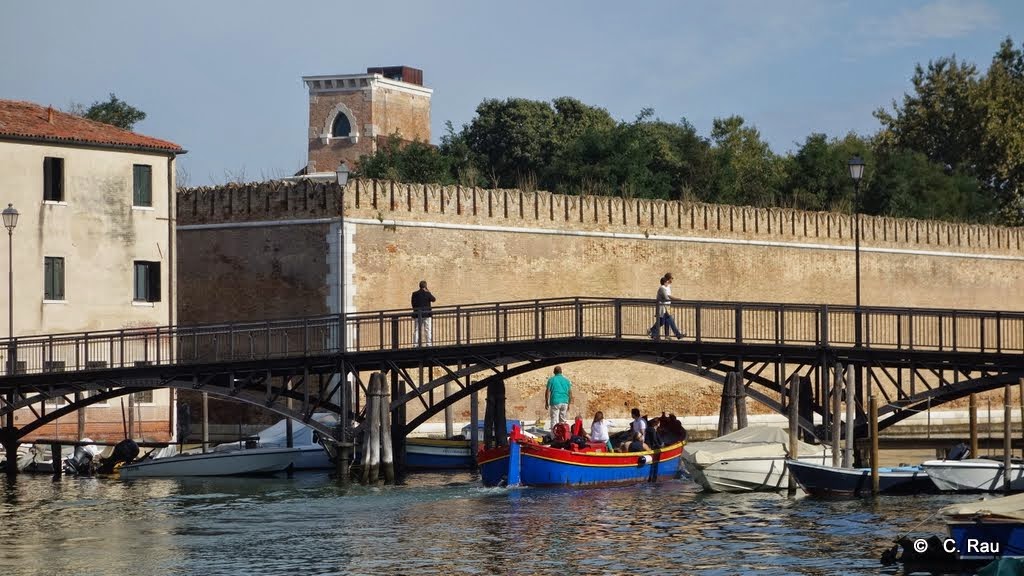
(477, 431, 684, 487)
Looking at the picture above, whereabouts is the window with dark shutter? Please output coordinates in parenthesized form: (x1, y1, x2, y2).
(133, 164, 152, 207)
(44, 256, 65, 300)
(133, 261, 161, 302)
(43, 157, 64, 201)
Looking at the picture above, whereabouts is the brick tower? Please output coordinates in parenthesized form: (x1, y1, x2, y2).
(303, 66, 432, 174)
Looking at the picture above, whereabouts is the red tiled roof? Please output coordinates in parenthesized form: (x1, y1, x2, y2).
(0, 99, 183, 153)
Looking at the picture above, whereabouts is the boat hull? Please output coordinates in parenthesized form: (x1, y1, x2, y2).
(922, 459, 1024, 492)
(683, 453, 831, 493)
(478, 441, 683, 487)
(947, 521, 1024, 560)
(787, 460, 937, 496)
(119, 447, 298, 478)
(406, 439, 473, 470)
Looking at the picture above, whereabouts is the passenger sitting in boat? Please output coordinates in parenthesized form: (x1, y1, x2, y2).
(568, 416, 588, 449)
(618, 431, 649, 453)
(644, 417, 664, 449)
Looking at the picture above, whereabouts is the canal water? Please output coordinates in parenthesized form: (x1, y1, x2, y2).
(0, 470, 991, 575)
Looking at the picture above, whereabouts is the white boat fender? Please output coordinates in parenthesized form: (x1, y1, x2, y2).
(637, 455, 652, 466)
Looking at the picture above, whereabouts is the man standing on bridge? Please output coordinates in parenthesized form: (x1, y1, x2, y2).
(411, 280, 436, 346)
(545, 366, 572, 429)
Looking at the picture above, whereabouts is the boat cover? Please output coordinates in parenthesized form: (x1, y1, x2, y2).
(683, 426, 828, 466)
(941, 492, 1024, 521)
(213, 413, 338, 452)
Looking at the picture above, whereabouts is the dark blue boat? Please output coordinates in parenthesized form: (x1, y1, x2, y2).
(942, 492, 1024, 560)
(786, 459, 937, 496)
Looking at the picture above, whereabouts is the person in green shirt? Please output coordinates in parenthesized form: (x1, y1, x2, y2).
(545, 366, 572, 430)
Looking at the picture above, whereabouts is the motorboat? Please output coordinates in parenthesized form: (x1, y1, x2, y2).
(118, 445, 298, 479)
(786, 460, 937, 496)
(214, 413, 337, 470)
(681, 426, 831, 492)
(942, 492, 1024, 560)
(922, 458, 1024, 492)
(405, 420, 522, 470)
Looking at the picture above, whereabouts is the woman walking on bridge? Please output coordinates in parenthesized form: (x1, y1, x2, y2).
(648, 273, 685, 340)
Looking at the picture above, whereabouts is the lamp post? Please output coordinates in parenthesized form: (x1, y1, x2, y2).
(335, 163, 350, 353)
(2, 203, 17, 476)
(2, 203, 17, 374)
(848, 156, 865, 344)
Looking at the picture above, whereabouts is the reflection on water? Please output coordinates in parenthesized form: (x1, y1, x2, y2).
(0, 472, 989, 575)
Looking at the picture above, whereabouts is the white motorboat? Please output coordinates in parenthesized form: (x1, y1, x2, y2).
(921, 458, 1024, 492)
(682, 426, 832, 492)
(118, 445, 298, 479)
(214, 413, 337, 470)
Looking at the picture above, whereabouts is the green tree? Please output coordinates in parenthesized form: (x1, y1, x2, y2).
(708, 116, 785, 206)
(78, 93, 147, 131)
(977, 37, 1024, 219)
(783, 133, 873, 211)
(356, 135, 453, 185)
(464, 98, 557, 188)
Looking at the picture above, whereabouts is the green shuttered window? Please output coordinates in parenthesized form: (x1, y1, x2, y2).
(44, 256, 65, 300)
(133, 164, 152, 207)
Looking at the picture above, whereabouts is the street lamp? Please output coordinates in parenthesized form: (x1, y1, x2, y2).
(335, 163, 350, 353)
(848, 156, 864, 320)
(2, 203, 17, 375)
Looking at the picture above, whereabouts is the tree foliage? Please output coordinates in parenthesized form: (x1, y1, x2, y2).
(353, 38, 1021, 225)
(74, 93, 147, 131)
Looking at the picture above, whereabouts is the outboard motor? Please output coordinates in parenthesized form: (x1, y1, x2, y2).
(63, 445, 95, 475)
(946, 442, 971, 461)
(96, 439, 140, 475)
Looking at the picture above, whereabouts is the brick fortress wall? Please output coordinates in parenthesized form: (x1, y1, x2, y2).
(178, 180, 1024, 426)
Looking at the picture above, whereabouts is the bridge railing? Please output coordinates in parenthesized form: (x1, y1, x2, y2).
(3, 298, 1024, 377)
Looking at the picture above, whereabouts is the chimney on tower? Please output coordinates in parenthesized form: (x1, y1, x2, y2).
(47, 106, 54, 123)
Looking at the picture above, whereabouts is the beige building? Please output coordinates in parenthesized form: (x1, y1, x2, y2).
(303, 65, 431, 174)
(0, 99, 184, 441)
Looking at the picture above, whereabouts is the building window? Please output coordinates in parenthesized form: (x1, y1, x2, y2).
(133, 261, 161, 302)
(44, 157, 64, 201)
(331, 114, 351, 138)
(133, 390, 154, 404)
(133, 164, 152, 207)
(44, 257, 65, 300)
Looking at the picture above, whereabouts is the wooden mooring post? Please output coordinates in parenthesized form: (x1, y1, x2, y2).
(50, 443, 61, 480)
(718, 374, 736, 436)
(969, 393, 979, 458)
(380, 373, 395, 484)
(1004, 383, 1013, 493)
(361, 375, 381, 484)
(787, 374, 799, 494)
(870, 396, 879, 495)
(734, 373, 748, 430)
(843, 366, 855, 468)
(832, 363, 842, 467)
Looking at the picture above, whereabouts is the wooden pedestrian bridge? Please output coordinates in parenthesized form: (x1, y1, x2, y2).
(3, 296, 1024, 471)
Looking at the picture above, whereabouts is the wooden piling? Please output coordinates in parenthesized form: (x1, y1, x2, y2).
(51, 443, 61, 479)
(735, 373, 748, 429)
(1018, 378, 1024, 460)
(720, 374, 736, 436)
(788, 373, 799, 493)
(969, 393, 979, 458)
(201, 392, 209, 454)
(361, 375, 381, 484)
(380, 373, 394, 484)
(870, 396, 879, 495)
(1005, 383, 1013, 493)
(469, 387, 479, 464)
(832, 363, 842, 467)
(495, 379, 508, 446)
(337, 370, 351, 484)
(843, 365, 855, 468)
(444, 379, 454, 440)
(483, 387, 495, 449)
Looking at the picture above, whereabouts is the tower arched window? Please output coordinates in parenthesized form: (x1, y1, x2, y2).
(332, 114, 352, 138)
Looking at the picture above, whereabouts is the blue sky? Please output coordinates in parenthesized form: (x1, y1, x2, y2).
(2, 0, 1021, 186)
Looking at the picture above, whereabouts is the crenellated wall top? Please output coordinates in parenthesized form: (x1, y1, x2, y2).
(177, 179, 1024, 254)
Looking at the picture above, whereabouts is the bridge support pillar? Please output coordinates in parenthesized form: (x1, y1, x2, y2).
(2, 430, 17, 477)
